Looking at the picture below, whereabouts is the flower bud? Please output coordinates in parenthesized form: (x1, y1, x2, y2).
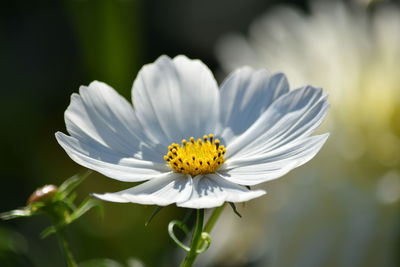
(27, 185, 58, 205)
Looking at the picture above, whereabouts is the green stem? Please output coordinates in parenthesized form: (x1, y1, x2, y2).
(179, 209, 204, 267)
(179, 205, 226, 267)
(203, 204, 225, 234)
(56, 229, 78, 267)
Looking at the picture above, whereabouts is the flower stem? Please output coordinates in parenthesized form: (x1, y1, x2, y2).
(179, 209, 204, 267)
(56, 229, 78, 267)
(203, 204, 225, 234)
(179, 205, 226, 267)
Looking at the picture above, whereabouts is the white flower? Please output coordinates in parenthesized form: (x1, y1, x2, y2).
(56, 55, 328, 209)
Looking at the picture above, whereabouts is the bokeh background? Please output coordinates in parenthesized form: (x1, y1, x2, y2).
(1, 0, 400, 266)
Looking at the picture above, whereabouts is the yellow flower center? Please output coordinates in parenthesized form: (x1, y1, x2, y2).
(164, 134, 226, 176)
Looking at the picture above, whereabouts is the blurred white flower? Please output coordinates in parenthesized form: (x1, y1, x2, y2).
(56, 55, 328, 209)
(376, 170, 400, 204)
(198, 175, 399, 267)
(209, 1, 400, 267)
(217, 0, 400, 165)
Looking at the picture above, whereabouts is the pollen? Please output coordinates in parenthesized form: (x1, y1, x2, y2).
(164, 134, 226, 176)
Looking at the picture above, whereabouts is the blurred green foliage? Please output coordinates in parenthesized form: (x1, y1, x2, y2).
(63, 0, 142, 98)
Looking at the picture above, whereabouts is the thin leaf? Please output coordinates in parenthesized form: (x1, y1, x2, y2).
(228, 202, 242, 218)
(40, 225, 58, 239)
(168, 220, 190, 252)
(145, 206, 163, 226)
(69, 197, 102, 222)
(58, 170, 92, 198)
(0, 208, 32, 220)
(196, 232, 212, 254)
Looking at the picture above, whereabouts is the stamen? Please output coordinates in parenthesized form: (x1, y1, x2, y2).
(209, 134, 214, 142)
(215, 139, 220, 149)
(164, 134, 225, 176)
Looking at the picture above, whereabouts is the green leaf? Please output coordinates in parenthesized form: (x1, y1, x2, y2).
(40, 225, 58, 239)
(168, 220, 190, 252)
(228, 202, 242, 218)
(69, 197, 102, 222)
(145, 206, 163, 226)
(0, 208, 32, 220)
(58, 170, 92, 199)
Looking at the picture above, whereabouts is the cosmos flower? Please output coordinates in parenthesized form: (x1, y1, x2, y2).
(56, 55, 328, 209)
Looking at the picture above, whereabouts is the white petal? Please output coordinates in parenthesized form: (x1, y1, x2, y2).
(177, 174, 266, 209)
(94, 173, 193, 206)
(56, 132, 170, 182)
(226, 86, 327, 158)
(218, 67, 289, 143)
(132, 55, 220, 145)
(219, 134, 329, 186)
(237, 91, 328, 158)
(65, 81, 163, 161)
